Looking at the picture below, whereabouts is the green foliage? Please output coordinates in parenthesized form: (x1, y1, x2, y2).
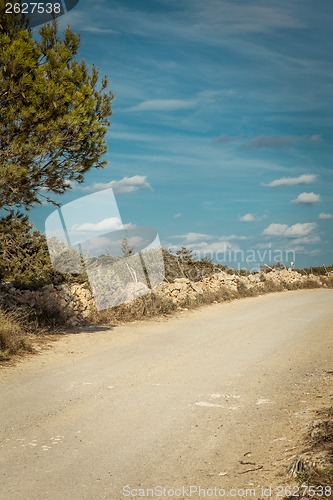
(0, 3, 113, 211)
(0, 213, 64, 288)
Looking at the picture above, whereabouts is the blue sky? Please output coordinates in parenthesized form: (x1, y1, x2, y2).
(31, 0, 333, 270)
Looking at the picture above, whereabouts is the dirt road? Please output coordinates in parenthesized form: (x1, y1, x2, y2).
(1, 290, 332, 499)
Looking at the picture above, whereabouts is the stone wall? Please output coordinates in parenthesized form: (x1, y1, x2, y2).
(0, 269, 332, 326)
(155, 269, 331, 307)
(0, 282, 95, 327)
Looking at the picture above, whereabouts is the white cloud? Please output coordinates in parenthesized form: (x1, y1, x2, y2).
(262, 224, 289, 236)
(255, 243, 272, 249)
(72, 217, 124, 233)
(291, 235, 321, 245)
(127, 99, 196, 112)
(224, 235, 251, 241)
(263, 174, 317, 187)
(174, 213, 182, 219)
(172, 232, 250, 243)
(172, 232, 214, 243)
(83, 176, 151, 195)
(262, 222, 317, 238)
(239, 213, 267, 222)
(187, 240, 241, 255)
(291, 192, 321, 205)
(168, 233, 251, 258)
(319, 212, 333, 220)
(239, 213, 255, 222)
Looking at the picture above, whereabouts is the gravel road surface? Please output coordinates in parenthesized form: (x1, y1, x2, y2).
(1, 289, 332, 499)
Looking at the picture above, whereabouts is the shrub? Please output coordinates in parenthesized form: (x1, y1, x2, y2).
(290, 406, 333, 490)
(163, 247, 229, 282)
(0, 308, 32, 359)
(0, 214, 65, 289)
(94, 292, 177, 324)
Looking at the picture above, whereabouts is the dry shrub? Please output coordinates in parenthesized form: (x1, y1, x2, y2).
(261, 280, 284, 293)
(310, 407, 333, 452)
(93, 292, 177, 324)
(303, 406, 333, 492)
(0, 308, 32, 360)
(283, 282, 300, 291)
(29, 300, 71, 329)
(287, 405, 333, 495)
(301, 279, 321, 290)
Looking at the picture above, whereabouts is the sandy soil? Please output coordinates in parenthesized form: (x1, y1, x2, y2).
(0, 289, 332, 499)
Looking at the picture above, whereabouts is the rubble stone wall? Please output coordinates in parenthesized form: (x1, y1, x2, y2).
(0, 269, 332, 326)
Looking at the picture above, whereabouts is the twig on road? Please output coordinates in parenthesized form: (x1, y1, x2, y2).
(238, 465, 263, 474)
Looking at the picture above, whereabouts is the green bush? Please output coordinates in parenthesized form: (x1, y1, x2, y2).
(0, 214, 65, 289)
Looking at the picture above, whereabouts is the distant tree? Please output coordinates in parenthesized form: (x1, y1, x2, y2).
(175, 247, 196, 264)
(121, 237, 134, 258)
(0, 3, 113, 212)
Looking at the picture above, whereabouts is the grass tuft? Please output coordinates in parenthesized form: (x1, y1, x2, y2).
(0, 309, 32, 360)
(287, 404, 333, 498)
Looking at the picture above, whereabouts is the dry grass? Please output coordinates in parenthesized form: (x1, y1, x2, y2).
(0, 308, 33, 360)
(86, 273, 332, 326)
(93, 292, 177, 324)
(286, 404, 333, 498)
(29, 300, 71, 329)
(92, 284, 243, 325)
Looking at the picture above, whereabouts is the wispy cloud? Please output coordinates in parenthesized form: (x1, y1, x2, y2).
(82, 27, 118, 34)
(263, 174, 317, 187)
(64, 0, 304, 44)
(172, 232, 250, 243)
(171, 232, 214, 243)
(125, 88, 226, 114)
(186, 240, 241, 255)
(53, 0, 333, 269)
(318, 212, 333, 220)
(127, 99, 196, 112)
(108, 131, 158, 142)
(214, 134, 240, 144)
(244, 134, 321, 149)
(291, 192, 321, 205)
(291, 235, 321, 245)
(82, 176, 151, 195)
(262, 222, 317, 237)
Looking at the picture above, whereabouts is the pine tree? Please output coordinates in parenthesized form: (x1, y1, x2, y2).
(0, 3, 113, 212)
(0, 213, 62, 287)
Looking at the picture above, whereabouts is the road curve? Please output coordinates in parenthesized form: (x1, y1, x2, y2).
(1, 289, 333, 500)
